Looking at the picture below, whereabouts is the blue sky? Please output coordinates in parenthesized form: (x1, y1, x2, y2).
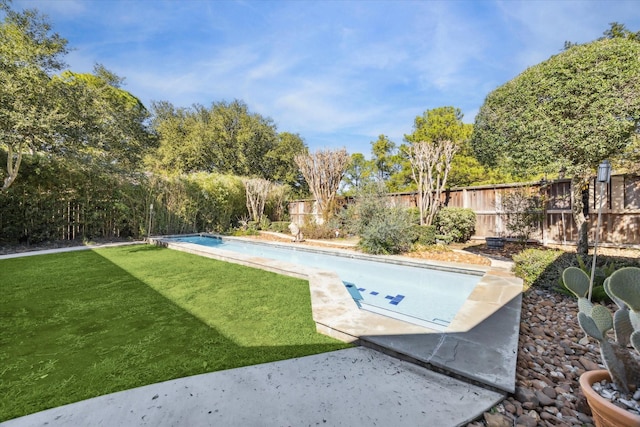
(11, 0, 640, 156)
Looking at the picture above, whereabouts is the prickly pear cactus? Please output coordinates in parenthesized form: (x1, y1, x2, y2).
(608, 267, 640, 372)
(578, 305, 612, 341)
(608, 267, 640, 313)
(563, 267, 593, 314)
(604, 276, 634, 347)
(565, 266, 640, 393)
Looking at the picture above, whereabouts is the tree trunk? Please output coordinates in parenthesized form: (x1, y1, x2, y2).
(2, 142, 23, 191)
(570, 175, 589, 255)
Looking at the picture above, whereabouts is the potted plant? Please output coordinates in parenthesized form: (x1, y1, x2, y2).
(563, 266, 640, 427)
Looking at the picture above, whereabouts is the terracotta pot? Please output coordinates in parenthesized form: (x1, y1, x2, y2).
(580, 369, 640, 427)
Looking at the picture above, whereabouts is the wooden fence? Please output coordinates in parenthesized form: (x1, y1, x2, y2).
(288, 174, 640, 247)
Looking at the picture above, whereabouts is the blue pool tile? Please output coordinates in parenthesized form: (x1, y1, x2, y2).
(370, 291, 379, 296)
(358, 287, 366, 292)
(386, 294, 405, 306)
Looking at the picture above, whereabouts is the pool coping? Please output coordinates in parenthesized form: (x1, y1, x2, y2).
(151, 234, 522, 393)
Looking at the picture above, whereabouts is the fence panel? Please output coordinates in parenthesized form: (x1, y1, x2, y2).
(288, 174, 640, 247)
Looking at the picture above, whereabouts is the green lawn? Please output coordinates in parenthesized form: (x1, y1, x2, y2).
(0, 245, 350, 422)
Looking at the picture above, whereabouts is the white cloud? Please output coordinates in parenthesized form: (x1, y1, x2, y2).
(17, 0, 640, 154)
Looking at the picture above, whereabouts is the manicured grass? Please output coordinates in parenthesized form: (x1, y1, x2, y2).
(0, 245, 350, 422)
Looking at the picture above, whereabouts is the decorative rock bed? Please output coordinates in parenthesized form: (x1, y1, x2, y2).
(467, 288, 598, 426)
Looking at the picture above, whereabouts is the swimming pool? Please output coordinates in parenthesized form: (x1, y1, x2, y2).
(164, 235, 482, 330)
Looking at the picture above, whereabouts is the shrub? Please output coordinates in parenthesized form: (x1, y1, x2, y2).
(513, 248, 564, 290)
(499, 188, 543, 247)
(514, 248, 640, 294)
(343, 182, 414, 254)
(300, 221, 336, 239)
(358, 207, 414, 255)
(434, 207, 476, 243)
(435, 234, 453, 244)
(258, 216, 271, 231)
(555, 254, 640, 302)
(406, 207, 421, 225)
(409, 225, 437, 245)
(269, 221, 290, 234)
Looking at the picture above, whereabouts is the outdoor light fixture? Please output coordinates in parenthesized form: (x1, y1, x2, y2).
(597, 160, 612, 183)
(588, 160, 612, 301)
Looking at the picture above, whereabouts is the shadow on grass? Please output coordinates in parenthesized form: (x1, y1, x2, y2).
(0, 246, 349, 422)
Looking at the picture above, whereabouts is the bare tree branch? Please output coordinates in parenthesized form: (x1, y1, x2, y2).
(408, 139, 459, 225)
(295, 148, 350, 222)
(243, 177, 271, 222)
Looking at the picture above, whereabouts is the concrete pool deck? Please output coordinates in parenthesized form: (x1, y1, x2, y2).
(0, 239, 521, 426)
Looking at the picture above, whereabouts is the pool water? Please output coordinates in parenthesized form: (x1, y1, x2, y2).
(166, 235, 482, 330)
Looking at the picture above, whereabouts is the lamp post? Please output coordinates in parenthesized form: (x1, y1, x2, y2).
(147, 203, 154, 240)
(587, 160, 611, 301)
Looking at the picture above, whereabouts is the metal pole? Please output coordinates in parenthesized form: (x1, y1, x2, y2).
(147, 204, 153, 239)
(587, 160, 611, 302)
(588, 182, 605, 301)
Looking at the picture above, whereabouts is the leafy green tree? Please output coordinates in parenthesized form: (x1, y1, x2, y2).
(405, 106, 471, 225)
(371, 134, 399, 182)
(386, 147, 414, 192)
(601, 22, 640, 41)
(150, 100, 273, 174)
(209, 99, 277, 177)
(58, 65, 154, 170)
(149, 100, 305, 186)
(263, 132, 309, 194)
(0, 4, 68, 190)
(448, 138, 516, 187)
(472, 37, 640, 254)
(341, 152, 373, 195)
(564, 22, 640, 51)
(147, 101, 193, 172)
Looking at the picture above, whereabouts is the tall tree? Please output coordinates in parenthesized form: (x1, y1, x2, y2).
(447, 132, 516, 187)
(405, 107, 470, 225)
(294, 148, 350, 222)
(371, 134, 398, 182)
(59, 65, 154, 170)
(472, 36, 640, 254)
(209, 99, 277, 177)
(147, 101, 194, 172)
(149, 100, 305, 184)
(341, 152, 373, 195)
(385, 147, 414, 192)
(263, 131, 309, 194)
(0, 4, 68, 190)
(601, 22, 640, 41)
